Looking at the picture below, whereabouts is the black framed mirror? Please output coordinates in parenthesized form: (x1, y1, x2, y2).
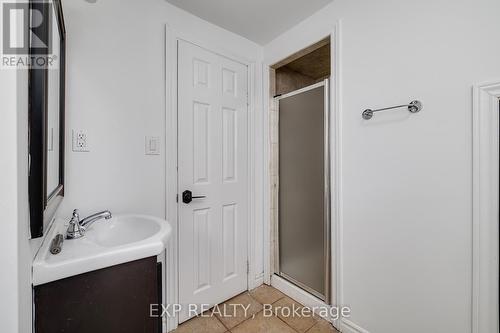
(29, 0, 66, 238)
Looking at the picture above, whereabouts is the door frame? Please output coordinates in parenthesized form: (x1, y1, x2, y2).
(164, 25, 261, 332)
(472, 80, 500, 333)
(262, 22, 342, 329)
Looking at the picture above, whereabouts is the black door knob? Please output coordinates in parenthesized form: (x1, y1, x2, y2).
(182, 190, 206, 204)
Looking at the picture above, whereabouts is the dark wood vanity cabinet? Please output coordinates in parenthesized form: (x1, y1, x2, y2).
(34, 257, 161, 333)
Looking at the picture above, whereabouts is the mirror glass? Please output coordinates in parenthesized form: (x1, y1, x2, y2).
(46, 3, 61, 199)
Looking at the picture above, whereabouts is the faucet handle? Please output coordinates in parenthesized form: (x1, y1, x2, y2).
(66, 209, 85, 239)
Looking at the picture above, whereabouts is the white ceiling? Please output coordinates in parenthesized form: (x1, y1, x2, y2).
(165, 0, 333, 45)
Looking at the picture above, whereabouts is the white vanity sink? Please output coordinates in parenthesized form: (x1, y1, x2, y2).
(88, 215, 162, 248)
(33, 214, 172, 286)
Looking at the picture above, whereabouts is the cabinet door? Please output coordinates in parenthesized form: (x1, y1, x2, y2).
(35, 257, 159, 333)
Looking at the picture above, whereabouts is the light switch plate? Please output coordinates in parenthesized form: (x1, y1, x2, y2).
(145, 136, 160, 155)
(72, 130, 89, 152)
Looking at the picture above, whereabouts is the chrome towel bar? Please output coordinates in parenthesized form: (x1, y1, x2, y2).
(362, 100, 423, 120)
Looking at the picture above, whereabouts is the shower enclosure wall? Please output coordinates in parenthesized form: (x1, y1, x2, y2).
(269, 37, 331, 303)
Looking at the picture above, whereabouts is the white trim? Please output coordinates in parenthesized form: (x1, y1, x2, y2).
(253, 274, 264, 288)
(262, 64, 272, 285)
(164, 24, 263, 332)
(271, 275, 330, 320)
(272, 275, 371, 333)
(164, 24, 178, 333)
(330, 22, 343, 331)
(247, 60, 262, 291)
(263, 20, 343, 331)
(472, 80, 500, 333)
(341, 319, 371, 333)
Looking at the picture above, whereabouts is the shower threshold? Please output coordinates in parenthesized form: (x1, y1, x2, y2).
(278, 272, 325, 302)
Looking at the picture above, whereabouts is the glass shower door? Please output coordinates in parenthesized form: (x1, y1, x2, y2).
(277, 80, 330, 301)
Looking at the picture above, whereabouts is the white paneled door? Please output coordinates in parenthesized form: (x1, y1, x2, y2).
(177, 40, 249, 323)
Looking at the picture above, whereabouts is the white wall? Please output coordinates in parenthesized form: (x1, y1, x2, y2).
(0, 55, 32, 333)
(264, 0, 500, 332)
(59, 0, 264, 277)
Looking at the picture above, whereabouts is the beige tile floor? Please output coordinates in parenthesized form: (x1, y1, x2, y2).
(174, 285, 340, 333)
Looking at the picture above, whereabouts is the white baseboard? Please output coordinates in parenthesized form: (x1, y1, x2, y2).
(341, 318, 370, 333)
(271, 275, 370, 333)
(251, 274, 264, 290)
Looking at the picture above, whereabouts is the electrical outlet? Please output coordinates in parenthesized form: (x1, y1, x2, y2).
(72, 130, 89, 152)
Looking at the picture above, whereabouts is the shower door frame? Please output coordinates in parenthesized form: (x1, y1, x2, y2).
(273, 80, 331, 303)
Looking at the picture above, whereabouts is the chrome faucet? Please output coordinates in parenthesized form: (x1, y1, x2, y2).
(66, 209, 112, 239)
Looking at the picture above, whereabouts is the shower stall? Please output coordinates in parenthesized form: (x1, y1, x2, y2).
(274, 80, 330, 302)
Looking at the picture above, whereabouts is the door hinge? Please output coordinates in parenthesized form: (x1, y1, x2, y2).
(246, 261, 250, 274)
(176, 194, 178, 203)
